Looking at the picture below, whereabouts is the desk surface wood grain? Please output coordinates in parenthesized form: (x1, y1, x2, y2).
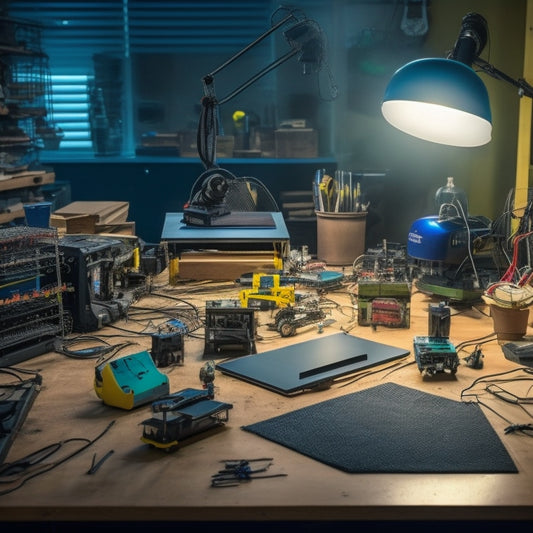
(1, 271, 532, 522)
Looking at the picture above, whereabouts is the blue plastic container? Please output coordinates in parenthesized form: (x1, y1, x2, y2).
(24, 202, 52, 227)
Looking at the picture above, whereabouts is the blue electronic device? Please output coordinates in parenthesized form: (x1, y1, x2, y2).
(407, 215, 491, 264)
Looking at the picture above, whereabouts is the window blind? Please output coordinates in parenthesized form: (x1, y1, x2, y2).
(50, 74, 93, 150)
(8, 1, 273, 66)
(6, 0, 275, 154)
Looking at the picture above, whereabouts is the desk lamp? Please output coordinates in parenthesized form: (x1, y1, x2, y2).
(183, 5, 336, 226)
(381, 12, 533, 147)
(381, 12, 533, 302)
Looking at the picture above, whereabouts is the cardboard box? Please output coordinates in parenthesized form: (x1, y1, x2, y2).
(275, 128, 318, 158)
(53, 201, 129, 224)
(95, 221, 136, 236)
(50, 213, 98, 234)
(51, 201, 133, 236)
(171, 251, 281, 282)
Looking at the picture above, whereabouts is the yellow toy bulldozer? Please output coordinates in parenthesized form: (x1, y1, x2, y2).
(239, 273, 295, 309)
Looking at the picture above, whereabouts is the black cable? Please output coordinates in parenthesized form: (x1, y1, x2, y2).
(196, 95, 218, 169)
(105, 319, 203, 338)
(0, 366, 41, 383)
(486, 383, 533, 405)
(460, 367, 533, 437)
(461, 367, 533, 400)
(93, 341, 143, 369)
(124, 308, 201, 331)
(336, 356, 413, 388)
(454, 333, 497, 352)
(137, 291, 201, 317)
(54, 334, 137, 360)
(0, 420, 116, 496)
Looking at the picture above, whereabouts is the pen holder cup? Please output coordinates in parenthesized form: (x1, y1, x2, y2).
(316, 211, 366, 266)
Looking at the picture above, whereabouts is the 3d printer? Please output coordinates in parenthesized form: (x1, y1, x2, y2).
(203, 299, 256, 357)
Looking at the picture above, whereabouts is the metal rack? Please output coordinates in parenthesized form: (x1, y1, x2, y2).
(0, 225, 67, 366)
(0, 14, 60, 226)
(0, 15, 53, 171)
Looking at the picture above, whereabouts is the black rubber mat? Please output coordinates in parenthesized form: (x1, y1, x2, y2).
(243, 382, 518, 473)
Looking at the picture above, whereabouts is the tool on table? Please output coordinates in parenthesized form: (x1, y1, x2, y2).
(211, 458, 287, 487)
(87, 449, 114, 474)
(319, 173, 336, 212)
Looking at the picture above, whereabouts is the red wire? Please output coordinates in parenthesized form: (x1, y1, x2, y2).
(500, 230, 533, 283)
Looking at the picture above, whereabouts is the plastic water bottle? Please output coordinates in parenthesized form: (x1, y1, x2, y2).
(435, 176, 468, 218)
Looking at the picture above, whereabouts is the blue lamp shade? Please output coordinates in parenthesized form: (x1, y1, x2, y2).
(381, 58, 492, 147)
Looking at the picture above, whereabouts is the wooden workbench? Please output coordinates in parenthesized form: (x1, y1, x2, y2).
(1, 272, 532, 526)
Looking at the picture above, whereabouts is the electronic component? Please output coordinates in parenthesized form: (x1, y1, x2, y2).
(150, 319, 188, 367)
(140, 387, 233, 452)
(268, 302, 327, 337)
(358, 281, 411, 328)
(406, 179, 498, 302)
(199, 360, 216, 398)
(428, 302, 451, 337)
(182, 168, 232, 226)
(204, 299, 256, 357)
(239, 272, 295, 310)
(464, 347, 484, 369)
(413, 336, 459, 376)
(501, 342, 533, 367)
(0, 226, 67, 367)
(352, 241, 409, 282)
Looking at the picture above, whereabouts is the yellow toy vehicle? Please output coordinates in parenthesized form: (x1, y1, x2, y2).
(239, 273, 295, 309)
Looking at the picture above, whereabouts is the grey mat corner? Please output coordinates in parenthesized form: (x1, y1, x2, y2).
(242, 382, 518, 474)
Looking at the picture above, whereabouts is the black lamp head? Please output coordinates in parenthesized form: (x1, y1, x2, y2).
(450, 12, 488, 66)
(284, 19, 324, 74)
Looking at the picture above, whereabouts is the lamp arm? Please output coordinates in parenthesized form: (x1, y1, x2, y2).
(198, 48, 299, 169)
(473, 57, 533, 98)
(196, 6, 332, 171)
(203, 11, 298, 84)
(217, 48, 300, 106)
(197, 8, 324, 169)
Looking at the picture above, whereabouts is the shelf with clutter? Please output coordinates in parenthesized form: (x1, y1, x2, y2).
(0, 15, 60, 226)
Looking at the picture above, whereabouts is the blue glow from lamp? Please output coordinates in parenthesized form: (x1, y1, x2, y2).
(382, 57, 492, 147)
(382, 12, 533, 148)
